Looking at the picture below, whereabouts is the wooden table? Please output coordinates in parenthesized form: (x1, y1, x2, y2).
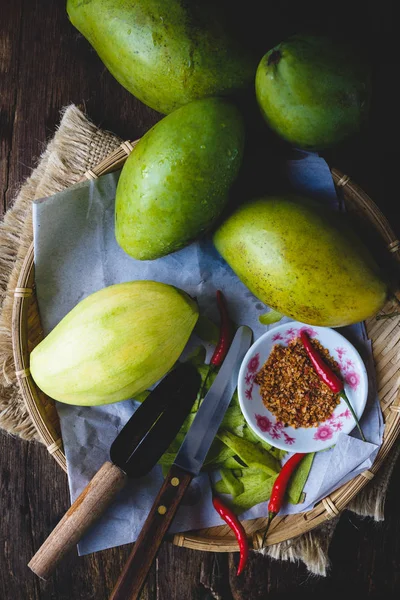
(1, 1, 399, 598)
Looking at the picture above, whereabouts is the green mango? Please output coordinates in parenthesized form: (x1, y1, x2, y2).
(219, 468, 244, 497)
(115, 97, 245, 260)
(287, 453, 315, 505)
(217, 429, 281, 476)
(67, 0, 257, 115)
(30, 281, 198, 405)
(213, 196, 387, 327)
(255, 34, 371, 149)
(232, 471, 276, 514)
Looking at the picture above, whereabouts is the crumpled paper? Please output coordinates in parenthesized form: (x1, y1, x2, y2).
(32, 151, 383, 555)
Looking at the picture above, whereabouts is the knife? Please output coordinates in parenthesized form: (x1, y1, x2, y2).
(109, 325, 253, 600)
(28, 362, 201, 580)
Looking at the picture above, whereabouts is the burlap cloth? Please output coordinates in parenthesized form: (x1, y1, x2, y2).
(1, 105, 399, 576)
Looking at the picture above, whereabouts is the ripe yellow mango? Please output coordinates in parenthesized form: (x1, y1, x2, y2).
(30, 281, 198, 405)
(214, 196, 387, 326)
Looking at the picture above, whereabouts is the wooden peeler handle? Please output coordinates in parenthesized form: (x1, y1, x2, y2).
(110, 464, 193, 600)
(28, 461, 127, 579)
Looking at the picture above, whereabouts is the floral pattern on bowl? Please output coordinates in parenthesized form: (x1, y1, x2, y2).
(238, 322, 368, 453)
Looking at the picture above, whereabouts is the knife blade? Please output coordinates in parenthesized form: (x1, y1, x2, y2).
(109, 325, 253, 600)
(28, 362, 201, 580)
(174, 325, 253, 476)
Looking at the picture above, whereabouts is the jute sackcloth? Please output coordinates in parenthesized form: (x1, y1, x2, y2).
(1, 105, 399, 575)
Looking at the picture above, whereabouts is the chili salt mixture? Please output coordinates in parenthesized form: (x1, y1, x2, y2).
(254, 337, 341, 428)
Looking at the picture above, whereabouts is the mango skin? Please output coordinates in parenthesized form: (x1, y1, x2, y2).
(255, 34, 371, 149)
(66, 0, 257, 114)
(30, 281, 198, 406)
(115, 97, 245, 260)
(213, 196, 387, 327)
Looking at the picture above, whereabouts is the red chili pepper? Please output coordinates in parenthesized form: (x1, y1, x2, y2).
(196, 291, 232, 410)
(300, 331, 366, 442)
(208, 294, 247, 573)
(212, 495, 249, 575)
(210, 290, 232, 367)
(261, 452, 306, 545)
(300, 331, 343, 393)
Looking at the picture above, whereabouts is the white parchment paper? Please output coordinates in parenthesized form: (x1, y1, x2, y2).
(32, 151, 383, 555)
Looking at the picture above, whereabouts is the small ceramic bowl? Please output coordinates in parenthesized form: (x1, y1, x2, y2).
(237, 322, 368, 453)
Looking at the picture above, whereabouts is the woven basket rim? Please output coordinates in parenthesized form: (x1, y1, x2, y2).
(11, 141, 400, 552)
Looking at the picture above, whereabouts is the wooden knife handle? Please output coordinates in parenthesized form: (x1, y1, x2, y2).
(28, 461, 127, 580)
(110, 464, 193, 600)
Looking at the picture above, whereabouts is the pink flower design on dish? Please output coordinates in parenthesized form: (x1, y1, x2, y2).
(247, 354, 260, 373)
(282, 431, 296, 445)
(345, 371, 360, 390)
(313, 424, 334, 441)
(285, 327, 297, 342)
(346, 359, 355, 368)
(331, 419, 343, 432)
(335, 347, 346, 358)
(299, 326, 317, 338)
(245, 373, 253, 385)
(255, 414, 272, 432)
(272, 332, 283, 341)
(271, 428, 281, 440)
(335, 409, 351, 420)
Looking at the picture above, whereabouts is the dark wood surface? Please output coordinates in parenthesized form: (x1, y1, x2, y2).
(1, 1, 399, 599)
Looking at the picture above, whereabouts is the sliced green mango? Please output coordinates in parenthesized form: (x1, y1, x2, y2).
(157, 431, 186, 467)
(203, 439, 235, 467)
(180, 412, 197, 434)
(161, 464, 170, 478)
(214, 478, 230, 495)
(220, 405, 246, 433)
(287, 453, 315, 505)
(233, 471, 277, 514)
(217, 430, 281, 476)
(220, 468, 244, 497)
(259, 309, 283, 325)
(158, 453, 176, 468)
(222, 456, 247, 470)
(241, 426, 287, 460)
(230, 389, 240, 408)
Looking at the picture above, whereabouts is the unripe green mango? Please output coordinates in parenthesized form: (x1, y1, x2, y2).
(255, 34, 371, 149)
(115, 97, 245, 260)
(66, 0, 257, 114)
(213, 196, 387, 327)
(30, 281, 198, 406)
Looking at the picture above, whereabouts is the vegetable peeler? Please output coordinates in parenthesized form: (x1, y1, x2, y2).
(28, 361, 201, 580)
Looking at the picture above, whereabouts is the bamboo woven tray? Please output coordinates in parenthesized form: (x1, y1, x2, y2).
(12, 141, 400, 553)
